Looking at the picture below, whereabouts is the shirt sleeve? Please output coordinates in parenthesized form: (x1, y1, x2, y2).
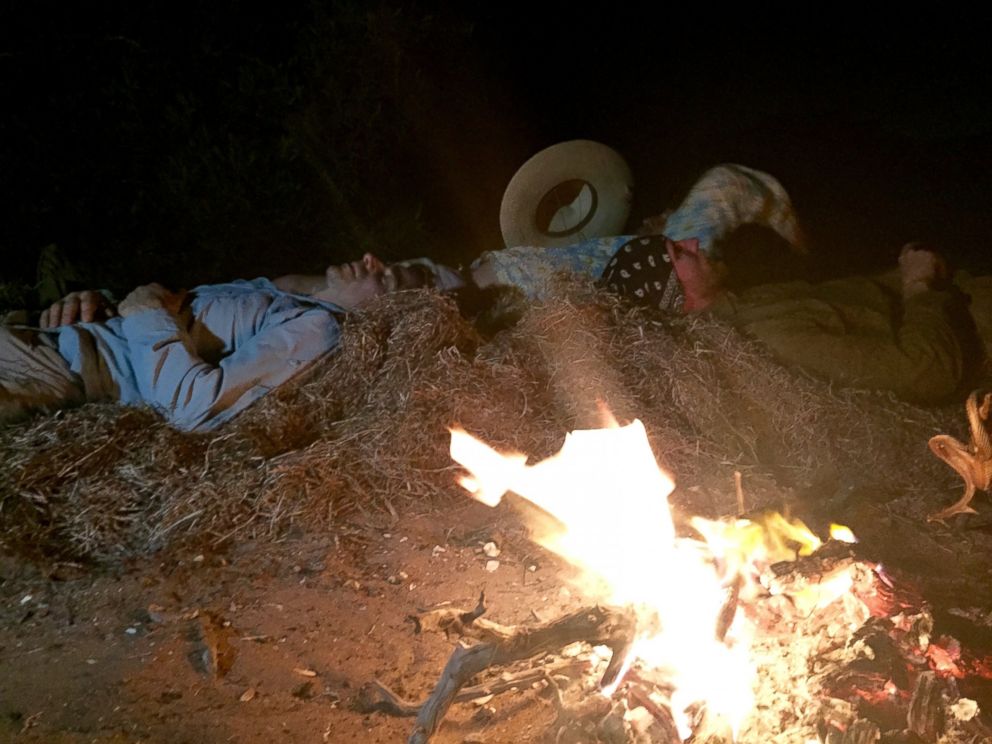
(121, 298, 341, 431)
(708, 281, 969, 404)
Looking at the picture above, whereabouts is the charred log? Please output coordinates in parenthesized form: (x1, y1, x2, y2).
(906, 671, 944, 741)
(382, 600, 636, 743)
(825, 718, 881, 744)
(355, 660, 588, 716)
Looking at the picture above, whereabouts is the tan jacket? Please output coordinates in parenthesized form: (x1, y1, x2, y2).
(707, 270, 987, 404)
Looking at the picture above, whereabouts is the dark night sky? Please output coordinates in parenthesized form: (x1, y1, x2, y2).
(458, 13, 992, 276)
(2, 4, 991, 294)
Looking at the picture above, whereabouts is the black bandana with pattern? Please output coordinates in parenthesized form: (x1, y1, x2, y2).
(598, 235, 684, 311)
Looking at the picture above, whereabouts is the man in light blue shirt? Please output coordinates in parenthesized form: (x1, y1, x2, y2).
(0, 255, 432, 431)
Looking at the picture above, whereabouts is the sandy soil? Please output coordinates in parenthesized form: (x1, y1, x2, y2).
(5, 486, 992, 743)
(0, 500, 600, 744)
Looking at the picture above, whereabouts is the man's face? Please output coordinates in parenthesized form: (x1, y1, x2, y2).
(314, 253, 431, 309)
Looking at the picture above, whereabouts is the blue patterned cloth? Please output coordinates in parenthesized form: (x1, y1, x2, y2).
(662, 164, 802, 259)
(471, 236, 636, 300)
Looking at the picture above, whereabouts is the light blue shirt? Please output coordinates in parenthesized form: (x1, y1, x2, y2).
(55, 279, 343, 432)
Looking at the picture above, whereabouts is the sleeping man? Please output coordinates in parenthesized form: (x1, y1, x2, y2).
(0, 255, 433, 430)
(1, 164, 985, 430)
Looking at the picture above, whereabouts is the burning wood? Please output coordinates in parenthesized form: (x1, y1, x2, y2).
(363, 417, 992, 742)
(364, 595, 637, 743)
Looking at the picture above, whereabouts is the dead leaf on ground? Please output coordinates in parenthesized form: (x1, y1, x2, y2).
(194, 610, 237, 678)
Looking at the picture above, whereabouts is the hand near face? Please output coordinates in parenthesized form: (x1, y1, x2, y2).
(899, 243, 947, 297)
(118, 283, 185, 318)
(39, 290, 117, 328)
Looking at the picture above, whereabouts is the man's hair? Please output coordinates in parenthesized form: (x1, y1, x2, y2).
(449, 284, 528, 336)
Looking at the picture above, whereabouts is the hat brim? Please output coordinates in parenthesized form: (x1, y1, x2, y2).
(500, 140, 634, 248)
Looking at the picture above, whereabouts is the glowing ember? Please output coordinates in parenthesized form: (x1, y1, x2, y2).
(830, 524, 858, 543)
(449, 418, 864, 740)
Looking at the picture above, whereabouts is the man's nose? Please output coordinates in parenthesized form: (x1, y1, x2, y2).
(362, 253, 385, 273)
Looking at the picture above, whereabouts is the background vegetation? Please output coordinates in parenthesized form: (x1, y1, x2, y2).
(3, 6, 992, 314)
(0, 2, 499, 309)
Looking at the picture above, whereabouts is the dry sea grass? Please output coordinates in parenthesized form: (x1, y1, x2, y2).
(0, 283, 971, 563)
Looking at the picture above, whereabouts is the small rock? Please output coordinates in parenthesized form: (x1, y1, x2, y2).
(192, 554, 205, 563)
(124, 627, 138, 636)
(239, 687, 256, 703)
(472, 694, 494, 706)
(483, 542, 501, 558)
(147, 604, 168, 624)
(293, 668, 318, 677)
(386, 575, 401, 585)
(485, 560, 500, 573)
(463, 733, 488, 743)
(19, 595, 31, 605)
(432, 545, 447, 557)
(527, 565, 537, 572)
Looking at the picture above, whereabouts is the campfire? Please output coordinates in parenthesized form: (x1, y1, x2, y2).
(361, 414, 992, 743)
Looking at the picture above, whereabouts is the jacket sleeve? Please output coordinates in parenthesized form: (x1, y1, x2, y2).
(709, 283, 969, 404)
(121, 300, 340, 431)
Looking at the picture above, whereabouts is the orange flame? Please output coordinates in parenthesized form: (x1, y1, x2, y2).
(449, 418, 859, 739)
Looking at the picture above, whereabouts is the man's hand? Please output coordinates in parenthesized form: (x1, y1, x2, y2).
(39, 290, 116, 328)
(899, 243, 947, 298)
(118, 283, 185, 318)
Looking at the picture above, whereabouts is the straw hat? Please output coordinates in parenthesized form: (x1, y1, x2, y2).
(499, 140, 634, 248)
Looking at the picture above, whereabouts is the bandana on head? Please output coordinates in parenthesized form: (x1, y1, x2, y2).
(598, 235, 684, 311)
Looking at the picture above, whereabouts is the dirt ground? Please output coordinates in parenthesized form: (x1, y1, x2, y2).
(6, 481, 992, 744)
(0, 498, 610, 744)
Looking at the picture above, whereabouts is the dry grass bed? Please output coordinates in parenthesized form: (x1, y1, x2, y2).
(0, 283, 971, 565)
